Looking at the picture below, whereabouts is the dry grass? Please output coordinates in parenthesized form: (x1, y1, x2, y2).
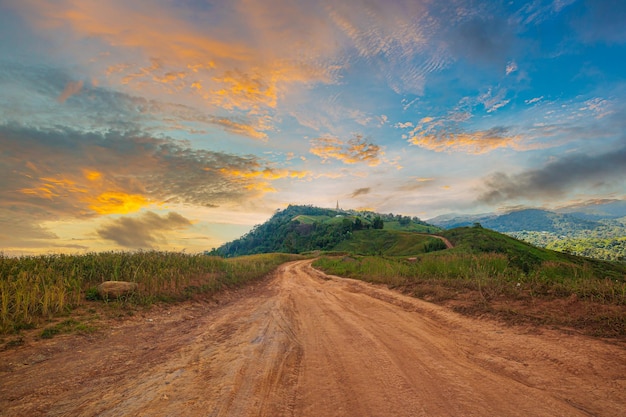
(0, 252, 303, 334)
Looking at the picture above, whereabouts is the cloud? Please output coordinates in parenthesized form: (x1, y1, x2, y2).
(409, 117, 521, 154)
(8, 0, 468, 112)
(310, 134, 383, 166)
(326, 0, 448, 93)
(479, 145, 626, 204)
(410, 127, 520, 154)
(478, 87, 510, 113)
(57, 80, 83, 103)
(350, 187, 371, 198)
(505, 61, 518, 75)
(10, 0, 342, 116)
(0, 124, 291, 224)
(97, 211, 192, 248)
(579, 97, 613, 119)
(525, 96, 543, 105)
(0, 62, 273, 140)
(0, 208, 58, 243)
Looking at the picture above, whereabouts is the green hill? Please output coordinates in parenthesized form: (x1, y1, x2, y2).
(212, 205, 441, 257)
(441, 225, 626, 278)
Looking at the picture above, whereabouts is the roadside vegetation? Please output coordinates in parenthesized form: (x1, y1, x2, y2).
(314, 226, 626, 337)
(0, 251, 304, 336)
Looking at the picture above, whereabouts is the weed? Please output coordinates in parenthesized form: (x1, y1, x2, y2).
(40, 326, 61, 339)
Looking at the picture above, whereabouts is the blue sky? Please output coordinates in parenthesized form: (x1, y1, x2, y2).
(1, 0, 625, 254)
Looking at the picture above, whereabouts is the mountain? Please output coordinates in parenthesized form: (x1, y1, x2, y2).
(426, 212, 496, 229)
(555, 199, 626, 220)
(440, 225, 626, 277)
(430, 205, 626, 262)
(212, 205, 441, 257)
(430, 208, 601, 233)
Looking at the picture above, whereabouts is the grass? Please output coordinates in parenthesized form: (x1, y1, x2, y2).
(314, 253, 626, 303)
(0, 251, 304, 335)
(332, 229, 447, 256)
(40, 319, 98, 339)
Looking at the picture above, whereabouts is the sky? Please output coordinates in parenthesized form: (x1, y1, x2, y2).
(1, 0, 625, 255)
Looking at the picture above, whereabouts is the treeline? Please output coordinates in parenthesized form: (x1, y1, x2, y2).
(546, 238, 626, 262)
(507, 218, 626, 262)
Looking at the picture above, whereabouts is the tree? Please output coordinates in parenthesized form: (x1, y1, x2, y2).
(372, 216, 384, 229)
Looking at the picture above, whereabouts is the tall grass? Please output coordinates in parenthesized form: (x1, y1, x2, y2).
(313, 253, 626, 304)
(0, 252, 303, 334)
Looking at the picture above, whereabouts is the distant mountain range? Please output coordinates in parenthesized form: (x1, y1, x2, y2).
(555, 199, 626, 220)
(429, 208, 602, 233)
(428, 199, 626, 262)
(429, 199, 626, 231)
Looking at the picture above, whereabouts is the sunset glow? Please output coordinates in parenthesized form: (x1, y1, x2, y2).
(1, 0, 625, 254)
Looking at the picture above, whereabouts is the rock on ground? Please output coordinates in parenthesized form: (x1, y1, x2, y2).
(97, 281, 138, 299)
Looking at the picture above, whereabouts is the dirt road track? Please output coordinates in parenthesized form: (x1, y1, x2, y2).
(2, 260, 626, 416)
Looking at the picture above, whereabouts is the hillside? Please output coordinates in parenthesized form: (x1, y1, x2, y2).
(212, 205, 441, 257)
(332, 229, 448, 256)
(441, 225, 626, 278)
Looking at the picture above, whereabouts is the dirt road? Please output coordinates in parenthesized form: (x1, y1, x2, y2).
(2, 260, 626, 416)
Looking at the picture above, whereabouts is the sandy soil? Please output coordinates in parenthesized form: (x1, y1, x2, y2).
(2, 260, 626, 416)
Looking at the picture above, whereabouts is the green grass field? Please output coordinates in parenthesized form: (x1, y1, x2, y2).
(0, 251, 304, 334)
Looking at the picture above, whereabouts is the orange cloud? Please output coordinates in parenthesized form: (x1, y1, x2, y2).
(212, 70, 277, 111)
(20, 177, 87, 199)
(14, 0, 339, 115)
(210, 116, 269, 140)
(218, 167, 309, 197)
(87, 191, 149, 215)
(244, 182, 277, 193)
(57, 80, 84, 103)
(83, 170, 102, 181)
(310, 135, 382, 166)
(409, 128, 521, 154)
(19, 173, 150, 215)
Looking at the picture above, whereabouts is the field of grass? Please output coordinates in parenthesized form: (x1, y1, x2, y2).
(314, 253, 626, 304)
(332, 230, 447, 256)
(292, 214, 333, 224)
(0, 251, 304, 335)
(382, 221, 440, 233)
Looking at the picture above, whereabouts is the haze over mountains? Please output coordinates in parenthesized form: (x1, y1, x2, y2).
(429, 199, 626, 261)
(429, 199, 626, 229)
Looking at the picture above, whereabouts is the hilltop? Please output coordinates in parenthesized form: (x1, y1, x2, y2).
(211, 205, 441, 257)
